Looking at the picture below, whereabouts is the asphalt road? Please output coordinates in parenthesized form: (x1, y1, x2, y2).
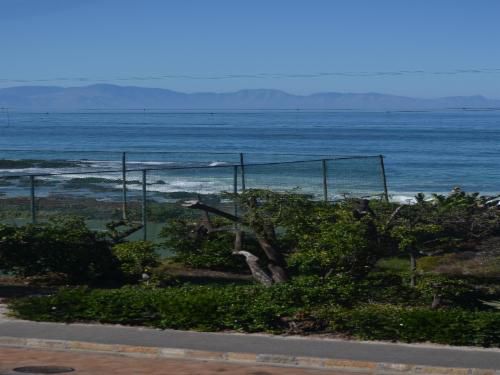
(0, 320, 499, 370)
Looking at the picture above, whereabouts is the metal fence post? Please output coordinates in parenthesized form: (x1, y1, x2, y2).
(122, 152, 128, 220)
(30, 175, 36, 224)
(142, 169, 147, 241)
(379, 155, 389, 202)
(322, 159, 328, 202)
(239, 153, 246, 191)
(233, 165, 238, 219)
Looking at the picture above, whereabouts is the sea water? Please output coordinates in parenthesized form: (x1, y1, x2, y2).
(0, 110, 499, 200)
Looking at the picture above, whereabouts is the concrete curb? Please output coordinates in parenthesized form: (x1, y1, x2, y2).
(0, 336, 498, 374)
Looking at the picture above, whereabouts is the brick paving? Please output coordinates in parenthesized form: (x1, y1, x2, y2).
(0, 347, 357, 375)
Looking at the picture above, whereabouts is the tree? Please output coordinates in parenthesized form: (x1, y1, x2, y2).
(385, 189, 500, 287)
(182, 190, 290, 284)
(182, 190, 383, 285)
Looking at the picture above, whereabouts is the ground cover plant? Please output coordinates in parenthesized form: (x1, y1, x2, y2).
(4, 188, 500, 346)
(9, 278, 500, 346)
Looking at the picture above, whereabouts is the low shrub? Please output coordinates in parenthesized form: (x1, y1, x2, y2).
(357, 273, 497, 309)
(10, 283, 500, 346)
(8, 276, 356, 331)
(355, 274, 424, 306)
(415, 276, 479, 307)
(322, 304, 500, 347)
(9, 285, 288, 331)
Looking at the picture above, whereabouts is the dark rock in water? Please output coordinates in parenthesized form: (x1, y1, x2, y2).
(0, 159, 78, 169)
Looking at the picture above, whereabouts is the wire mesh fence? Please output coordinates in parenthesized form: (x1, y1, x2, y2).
(126, 151, 242, 168)
(243, 160, 325, 198)
(0, 149, 363, 171)
(0, 152, 388, 241)
(327, 157, 387, 200)
(0, 175, 32, 226)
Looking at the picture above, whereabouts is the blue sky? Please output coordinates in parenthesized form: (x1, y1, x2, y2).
(1, 0, 499, 98)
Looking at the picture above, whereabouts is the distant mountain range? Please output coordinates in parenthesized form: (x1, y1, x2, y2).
(1, 84, 499, 110)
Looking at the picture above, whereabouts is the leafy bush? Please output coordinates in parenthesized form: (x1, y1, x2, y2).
(0, 218, 118, 283)
(288, 207, 381, 278)
(322, 304, 500, 347)
(414, 275, 488, 308)
(355, 274, 423, 305)
(387, 191, 500, 258)
(10, 281, 500, 346)
(9, 276, 355, 331)
(112, 241, 160, 281)
(358, 272, 497, 309)
(9, 285, 286, 331)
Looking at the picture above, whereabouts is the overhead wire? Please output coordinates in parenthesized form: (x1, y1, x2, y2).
(1, 68, 500, 84)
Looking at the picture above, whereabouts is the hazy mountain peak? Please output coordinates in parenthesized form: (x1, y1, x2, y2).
(0, 85, 499, 110)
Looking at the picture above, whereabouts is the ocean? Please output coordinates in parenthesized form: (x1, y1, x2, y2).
(0, 110, 499, 200)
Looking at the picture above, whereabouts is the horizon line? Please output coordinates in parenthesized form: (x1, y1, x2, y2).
(1, 83, 499, 101)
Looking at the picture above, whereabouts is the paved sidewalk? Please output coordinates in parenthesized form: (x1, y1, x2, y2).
(0, 347, 357, 375)
(0, 319, 499, 371)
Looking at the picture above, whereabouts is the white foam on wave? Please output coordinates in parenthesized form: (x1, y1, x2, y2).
(124, 178, 229, 195)
(79, 160, 121, 169)
(0, 167, 89, 176)
(0, 167, 48, 174)
(389, 195, 417, 204)
(208, 161, 229, 167)
(127, 161, 177, 166)
(388, 193, 451, 204)
(37, 172, 125, 182)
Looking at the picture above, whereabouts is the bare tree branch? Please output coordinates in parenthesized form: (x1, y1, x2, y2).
(185, 199, 289, 284)
(106, 220, 143, 243)
(183, 200, 242, 223)
(385, 205, 404, 229)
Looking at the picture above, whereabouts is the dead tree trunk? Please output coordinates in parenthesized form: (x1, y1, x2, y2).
(431, 293, 442, 309)
(233, 250, 273, 286)
(253, 233, 288, 283)
(233, 230, 274, 286)
(183, 200, 289, 284)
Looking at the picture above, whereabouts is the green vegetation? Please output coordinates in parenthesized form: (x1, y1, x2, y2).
(112, 241, 160, 281)
(322, 304, 500, 347)
(0, 217, 119, 283)
(9, 280, 500, 346)
(3, 188, 500, 346)
(160, 217, 262, 271)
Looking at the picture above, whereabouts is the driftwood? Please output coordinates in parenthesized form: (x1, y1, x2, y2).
(182, 199, 288, 285)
